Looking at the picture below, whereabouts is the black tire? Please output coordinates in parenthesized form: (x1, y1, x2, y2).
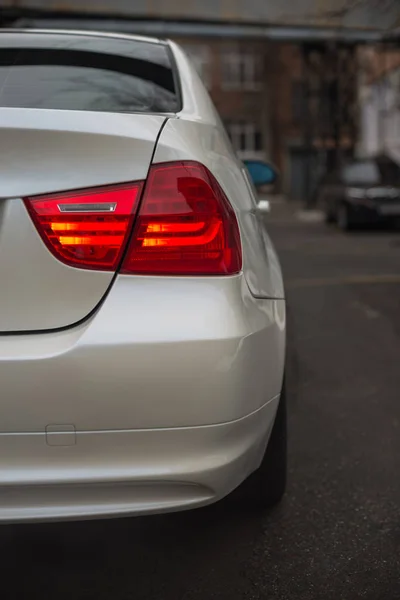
(325, 210, 336, 225)
(242, 380, 287, 509)
(337, 203, 353, 231)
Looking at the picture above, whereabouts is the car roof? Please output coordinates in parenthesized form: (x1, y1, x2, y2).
(0, 28, 167, 46)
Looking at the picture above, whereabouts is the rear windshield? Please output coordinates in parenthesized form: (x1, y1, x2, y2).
(342, 160, 400, 185)
(0, 35, 179, 113)
(342, 162, 380, 185)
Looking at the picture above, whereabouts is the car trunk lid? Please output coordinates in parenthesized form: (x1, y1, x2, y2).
(0, 108, 166, 332)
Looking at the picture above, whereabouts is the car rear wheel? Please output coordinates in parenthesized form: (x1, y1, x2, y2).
(338, 203, 354, 231)
(241, 379, 287, 509)
(325, 209, 336, 224)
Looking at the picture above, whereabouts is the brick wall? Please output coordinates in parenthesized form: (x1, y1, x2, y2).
(268, 43, 303, 174)
(172, 37, 308, 192)
(174, 37, 272, 158)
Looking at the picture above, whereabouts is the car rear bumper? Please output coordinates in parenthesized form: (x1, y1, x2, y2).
(0, 398, 278, 522)
(0, 273, 285, 522)
(0, 274, 285, 431)
(349, 201, 400, 222)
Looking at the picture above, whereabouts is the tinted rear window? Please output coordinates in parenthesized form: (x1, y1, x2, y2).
(342, 160, 400, 185)
(342, 162, 380, 185)
(0, 35, 179, 113)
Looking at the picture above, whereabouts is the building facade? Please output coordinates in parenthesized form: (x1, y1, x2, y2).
(179, 38, 357, 201)
(179, 38, 271, 162)
(358, 46, 400, 165)
(178, 38, 304, 195)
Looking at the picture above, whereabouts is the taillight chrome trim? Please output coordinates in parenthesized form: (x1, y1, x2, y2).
(57, 202, 117, 213)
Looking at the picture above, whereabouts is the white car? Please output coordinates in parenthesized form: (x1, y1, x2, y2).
(0, 29, 286, 522)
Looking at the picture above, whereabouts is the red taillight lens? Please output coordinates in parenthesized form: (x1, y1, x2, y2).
(25, 182, 143, 270)
(25, 162, 242, 276)
(121, 161, 242, 275)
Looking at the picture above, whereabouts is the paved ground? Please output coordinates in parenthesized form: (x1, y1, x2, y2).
(4, 207, 400, 599)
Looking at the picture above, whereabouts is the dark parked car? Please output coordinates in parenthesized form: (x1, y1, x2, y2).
(317, 156, 400, 230)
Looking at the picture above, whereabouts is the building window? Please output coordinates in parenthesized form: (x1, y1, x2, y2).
(221, 49, 263, 91)
(183, 44, 211, 89)
(225, 120, 264, 157)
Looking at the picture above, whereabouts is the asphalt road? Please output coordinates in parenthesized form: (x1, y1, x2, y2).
(4, 208, 400, 599)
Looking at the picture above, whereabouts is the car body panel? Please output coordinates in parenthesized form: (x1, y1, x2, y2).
(0, 397, 278, 522)
(0, 108, 166, 199)
(0, 274, 285, 432)
(0, 30, 286, 521)
(0, 110, 165, 331)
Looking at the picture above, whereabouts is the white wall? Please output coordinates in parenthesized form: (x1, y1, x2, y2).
(358, 69, 400, 163)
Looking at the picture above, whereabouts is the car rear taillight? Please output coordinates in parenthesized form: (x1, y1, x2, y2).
(121, 161, 242, 275)
(25, 182, 143, 270)
(25, 161, 242, 276)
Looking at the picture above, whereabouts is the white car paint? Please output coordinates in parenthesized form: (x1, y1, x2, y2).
(158, 42, 285, 299)
(0, 111, 166, 331)
(0, 30, 286, 522)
